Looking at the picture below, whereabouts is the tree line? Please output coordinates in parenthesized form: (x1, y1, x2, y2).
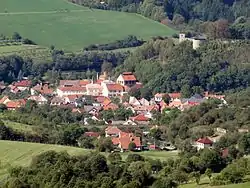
(2, 147, 250, 188)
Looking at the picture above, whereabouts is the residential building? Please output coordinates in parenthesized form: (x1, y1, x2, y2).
(102, 81, 124, 97)
(5, 99, 26, 110)
(86, 83, 103, 96)
(50, 96, 64, 106)
(105, 126, 122, 137)
(0, 96, 11, 104)
(116, 72, 137, 87)
(13, 80, 32, 91)
(64, 95, 82, 104)
(57, 86, 86, 97)
(194, 137, 213, 150)
(28, 95, 48, 105)
(84, 132, 100, 138)
(31, 83, 54, 96)
(112, 131, 141, 151)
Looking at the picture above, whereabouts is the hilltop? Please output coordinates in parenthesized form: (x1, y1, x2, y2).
(0, 0, 176, 51)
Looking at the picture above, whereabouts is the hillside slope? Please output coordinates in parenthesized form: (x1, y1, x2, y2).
(0, 0, 176, 51)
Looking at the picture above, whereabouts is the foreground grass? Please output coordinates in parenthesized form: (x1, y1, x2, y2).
(0, 140, 178, 179)
(0, 0, 176, 51)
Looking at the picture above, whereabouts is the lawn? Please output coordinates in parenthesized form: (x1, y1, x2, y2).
(0, 140, 178, 179)
(0, 0, 176, 51)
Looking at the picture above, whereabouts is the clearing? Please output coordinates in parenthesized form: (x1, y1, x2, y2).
(0, 0, 176, 51)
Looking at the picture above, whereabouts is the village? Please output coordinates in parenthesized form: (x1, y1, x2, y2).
(0, 71, 235, 153)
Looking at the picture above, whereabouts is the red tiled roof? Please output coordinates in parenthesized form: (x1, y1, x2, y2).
(112, 137, 120, 145)
(105, 126, 122, 135)
(6, 99, 26, 109)
(84, 132, 100, 137)
(106, 84, 124, 91)
(168, 93, 181, 99)
(79, 80, 90, 86)
(58, 86, 86, 92)
(130, 114, 149, 122)
(196, 137, 213, 144)
(59, 80, 79, 86)
(119, 135, 141, 150)
(14, 80, 31, 87)
(122, 72, 137, 81)
(65, 95, 82, 101)
(32, 84, 53, 95)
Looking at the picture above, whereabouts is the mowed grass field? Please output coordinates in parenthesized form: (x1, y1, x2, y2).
(0, 140, 178, 179)
(0, 0, 176, 51)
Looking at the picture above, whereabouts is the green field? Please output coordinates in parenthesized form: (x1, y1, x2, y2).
(0, 0, 176, 51)
(0, 140, 178, 179)
(2, 120, 35, 133)
(0, 45, 51, 61)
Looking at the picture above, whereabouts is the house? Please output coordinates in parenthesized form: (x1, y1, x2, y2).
(28, 95, 48, 105)
(105, 126, 122, 137)
(84, 132, 100, 138)
(31, 83, 54, 96)
(103, 103, 119, 111)
(59, 80, 80, 87)
(83, 105, 101, 115)
(116, 72, 137, 87)
(154, 93, 166, 103)
(204, 91, 225, 100)
(13, 80, 32, 91)
(0, 96, 11, 104)
(50, 96, 64, 106)
(168, 93, 181, 100)
(130, 114, 150, 125)
(9, 85, 21, 94)
(112, 131, 141, 151)
(57, 86, 86, 97)
(140, 98, 150, 106)
(86, 83, 103, 96)
(102, 81, 124, 97)
(194, 137, 213, 150)
(5, 99, 26, 110)
(64, 95, 82, 104)
(129, 96, 140, 106)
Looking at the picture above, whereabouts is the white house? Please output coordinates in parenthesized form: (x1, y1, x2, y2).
(57, 86, 86, 97)
(116, 72, 137, 87)
(28, 95, 48, 105)
(194, 137, 213, 150)
(101, 81, 124, 97)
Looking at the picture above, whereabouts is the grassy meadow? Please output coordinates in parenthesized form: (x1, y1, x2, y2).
(0, 0, 176, 51)
(0, 140, 178, 179)
(0, 45, 51, 61)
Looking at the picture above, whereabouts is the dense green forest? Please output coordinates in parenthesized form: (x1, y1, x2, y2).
(115, 38, 250, 96)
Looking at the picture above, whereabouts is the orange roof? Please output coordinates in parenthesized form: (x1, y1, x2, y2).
(121, 72, 136, 81)
(79, 80, 90, 86)
(103, 103, 119, 110)
(14, 80, 31, 87)
(119, 135, 141, 150)
(6, 99, 26, 109)
(106, 84, 124, 91)
(32, 84, 53, 95)
(168, 93, 181, 99)
(130, 114, 149, 122)
(105, 126, 122, 135)
(112, 137, 120, 145)
(58, 86, 86, 92)
(66, 95, 82, 100)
